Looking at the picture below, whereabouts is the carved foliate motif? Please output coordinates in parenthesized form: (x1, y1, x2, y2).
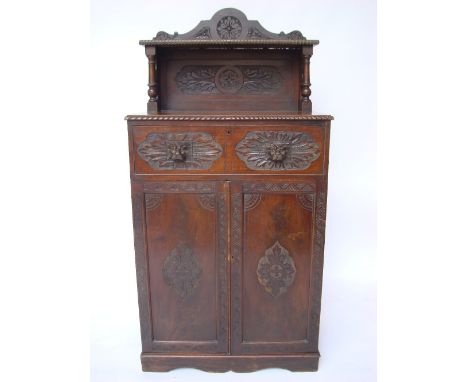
(176, 65, 282, 95)
(162, 242, 202, 299)
(197, 193, 216, 211)
(257, 241, 296, 297)
(193, 26, 211, 39)
(242, 182, 315, 193)
(297, 193, 315, 212)
(236, 131, 320, 170)
(231, 193, 243, 342)
(143, 182, 215, 193)
(244, 194, 262, 211)
(279, 30, 306, 40)
(145, 194, 163, 211)
(247, 27, 266, 39)
(137, 132, 222, 170)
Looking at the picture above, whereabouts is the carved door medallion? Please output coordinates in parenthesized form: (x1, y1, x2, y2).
(257, 241, 296, 297)
(137, 132, 222, 170)
(235, 131, 320, 170)
(162, 242, 202, 299)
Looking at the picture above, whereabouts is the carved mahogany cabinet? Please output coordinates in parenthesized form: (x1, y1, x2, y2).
(126, 8, 333, 372)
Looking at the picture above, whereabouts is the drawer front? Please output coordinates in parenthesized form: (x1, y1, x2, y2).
(130, 124, 327, 176)
(229, 125, 326, 175)
(132, 126, 226, 175)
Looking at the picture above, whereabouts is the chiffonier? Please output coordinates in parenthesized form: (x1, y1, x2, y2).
(126, 8, 333, 372)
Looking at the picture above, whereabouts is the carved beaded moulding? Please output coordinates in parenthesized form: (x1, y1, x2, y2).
(257, 241, 296, 297)
(137, 132, 222, 170)
(236, 131, 320, 170)
(125, 115, 334, 121)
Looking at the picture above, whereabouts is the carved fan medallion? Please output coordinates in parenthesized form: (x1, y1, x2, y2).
(162, 243, 202, 299)
(137, 132, 222, 170)
(257, 241, 296, 297)
(235, 131, 320, 170)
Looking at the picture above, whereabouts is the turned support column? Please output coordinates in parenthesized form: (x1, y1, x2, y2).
(300, 46, 313, 114)
(145, 46, 158, 114)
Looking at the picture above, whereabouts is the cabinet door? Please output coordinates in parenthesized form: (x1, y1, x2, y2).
(230, 180, 326, 354)
(131, 181, 228, 353)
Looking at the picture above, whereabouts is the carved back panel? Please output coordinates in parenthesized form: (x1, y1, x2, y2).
(159, 49, 300, 112)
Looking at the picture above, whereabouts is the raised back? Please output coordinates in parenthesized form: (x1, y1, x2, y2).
(140, 8, 318, 44)
(141, 8, 318, 114)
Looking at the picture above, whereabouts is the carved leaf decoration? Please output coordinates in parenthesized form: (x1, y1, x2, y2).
(235, 131, 320, 170)
(257, 241, 296, 297)
(162, 243, 202, 299)
(137, 132, 222, 170)
(197, 193, 216, 211)
(241, 66, 282, 93)
(175, 65, 282, 95)
(176, 66, 217, 94)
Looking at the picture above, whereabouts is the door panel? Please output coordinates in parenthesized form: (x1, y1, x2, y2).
(140, 181, 228, 353)
(230, 181, 322, 354)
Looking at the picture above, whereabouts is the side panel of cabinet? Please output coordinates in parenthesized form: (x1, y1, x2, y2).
(131, 181, 228, 353)
(230, 180, 327, 354)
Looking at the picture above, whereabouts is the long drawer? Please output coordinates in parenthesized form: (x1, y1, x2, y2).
(129, 122, 329, 176)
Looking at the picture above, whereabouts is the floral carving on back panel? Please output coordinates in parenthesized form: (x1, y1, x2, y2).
(235, 131, 320, 170)
(257, 241, 296, 297)
(176, 65, 282, 95)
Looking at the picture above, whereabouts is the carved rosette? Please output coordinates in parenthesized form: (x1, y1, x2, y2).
(176, 65, 282, 95)
(217, 16, 242, 39)
(162, 242, 202, 299)
(215, 66, 243, 93)
(257, 241, 296, 297)
(137, 132, 222, 170)
(236, 131, 320, 170)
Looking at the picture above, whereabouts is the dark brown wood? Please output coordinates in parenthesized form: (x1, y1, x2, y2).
(129, 120, 329, 176)
(127, 8, 332, 373)
(140, 8, 318, 45)
(141, 353, 320, 372)
(230, 181, 320, 354)
(145, 46, 158, 113)
(301, 46, 313, 113)
(158, 49, 301, 113)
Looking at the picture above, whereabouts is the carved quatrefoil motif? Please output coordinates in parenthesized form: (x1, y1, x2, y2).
(235, 131, 320, 170)
(162, 242, 202, 299)
(137, 132, 222, 170)
(257, 241, 296, 297)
